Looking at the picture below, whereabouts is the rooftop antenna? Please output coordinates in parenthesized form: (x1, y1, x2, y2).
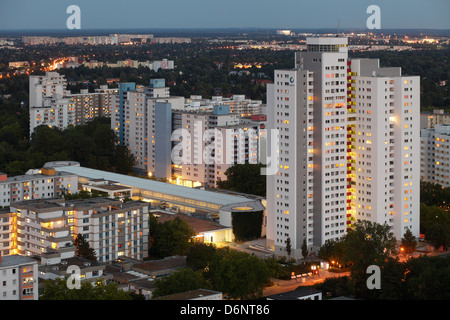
(337, 18, 340, 35)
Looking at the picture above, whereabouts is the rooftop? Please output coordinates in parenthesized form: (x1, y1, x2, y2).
(132, 256, 187, 275)
(0, 171, 76, 184)
(0, 254, 37, 268)
(267, 287, 322, 300)
(155, 212, 229, 234)
(48, 163, 250, 207)
(39, 256, 103, 275)
(153, 289, 222, 300)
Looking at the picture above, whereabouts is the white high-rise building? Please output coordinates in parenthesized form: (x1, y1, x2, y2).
(266, 37, 420, 258)
(348, 58, 420, 242)
(111, 80, 184, 179)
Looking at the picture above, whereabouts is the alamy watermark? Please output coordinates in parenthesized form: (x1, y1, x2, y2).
(366, 265, 381, 289)
(366, 5, 381, 29)
(66, 265, 81, 289)
(170, 124, 280, 176)
(66, 5, 81, 30)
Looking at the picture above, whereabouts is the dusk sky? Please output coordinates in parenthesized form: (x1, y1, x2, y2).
(0, 0, 449, 31)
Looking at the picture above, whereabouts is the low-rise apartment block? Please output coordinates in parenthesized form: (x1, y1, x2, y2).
(0, 168, 78, 207)
(0, 254, 39, 300)
(5, 197, 149, 263)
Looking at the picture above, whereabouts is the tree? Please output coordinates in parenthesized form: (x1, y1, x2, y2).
(378, 257, 407, 300)
(40, 278, 132, 300)
(208, 249, 270, 300)
(216, 163, 266, 196)
(186, 242, 217, 272)
(301, 238, 308, 261)
(285, 237, 292, 260)
(74, 233, 97, 261)
(152, 268, 211, 298)
(427, 223, 450, 251)
(401, 228, 417, 255)
(150, 216, 195, 258)
(404, 255, 450, 300)
(340, 220, 397, 298)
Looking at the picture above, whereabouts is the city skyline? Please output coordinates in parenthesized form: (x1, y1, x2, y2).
(0, 0, 449, 31)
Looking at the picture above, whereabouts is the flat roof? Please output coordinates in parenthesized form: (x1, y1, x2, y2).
(156, 212, 229, 234)
(0, 171, 76, 184)
(52, 165, 249, 207)
(132, 256, 186, 274)
(0, 255, 37, 268)
(153, 289, 222, 300)
(267, 287, 322, 300)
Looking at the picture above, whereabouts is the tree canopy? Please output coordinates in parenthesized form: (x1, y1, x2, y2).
(149, 215, 195, 258)
(216, 163, 266, 196)
(40, 278, 133, 300)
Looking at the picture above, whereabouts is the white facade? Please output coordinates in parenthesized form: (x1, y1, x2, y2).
(0, 255, 39, 300)
(421, 125, 450, 187)
(184, 94, 264, 116)
(10, 199, 75, 258)
(0, 210, 14, 256)
(67, 198, 150, 262)
(349, 59, 421, 240)
(112, 83, 183, 175)
(114, 81, 266, 188)
(29, 72, 118, 135)
(0, 169, 78, 208)
(8, 198, 149, 263)
(266, 37, 420, 257)
(266, 68, 315, 257)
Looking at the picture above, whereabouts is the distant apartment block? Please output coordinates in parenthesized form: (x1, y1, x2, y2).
(22, 35, 191, 46)
(421, 125, 450, 187)
(184, 94, 265, 116)
(82, 58, 175, 71)
(113, 80, 267, 187)
(420, 109, 450, 129)
(0, 168, 78, 208)
(111, 79, 184, 179)
(0, 254, 39, 300)
(23, 34, 154, 46)
(29, 72, 118, 135)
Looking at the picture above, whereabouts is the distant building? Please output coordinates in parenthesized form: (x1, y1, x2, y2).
(421, 109, 450, 129)
(29, 72, 118, 135)
(421, 125, 450, 187)
(276, 30, 292, 36)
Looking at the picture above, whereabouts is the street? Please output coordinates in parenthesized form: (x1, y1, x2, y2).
(263, 269, 350, 297)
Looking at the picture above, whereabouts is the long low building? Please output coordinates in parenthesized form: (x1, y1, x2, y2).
(45, 161, 264, 216)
